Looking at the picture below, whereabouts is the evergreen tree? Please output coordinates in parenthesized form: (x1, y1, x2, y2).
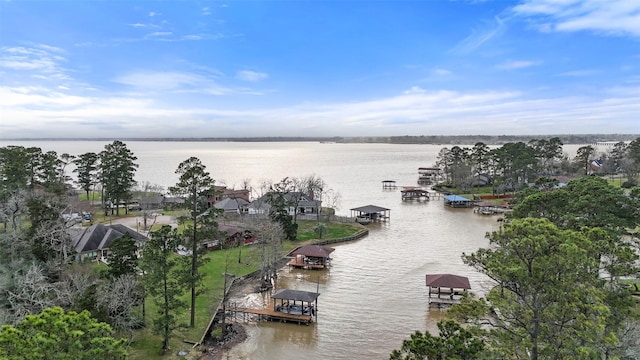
(141, 225, 187, 352)
(73, 152, 99, 201)
(100, 141, 138, 216)
(0, 307, 127, 359)
(169, 157, 220, 328)
(106, 234, 138, 279)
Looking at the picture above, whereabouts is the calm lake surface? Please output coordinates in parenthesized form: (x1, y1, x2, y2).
(1, 140, 587, 360)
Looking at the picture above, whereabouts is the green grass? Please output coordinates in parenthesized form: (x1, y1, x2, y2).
(77, 191, 102, 201)
(296, 220, 362, 242)
(128, 245, 261, 359)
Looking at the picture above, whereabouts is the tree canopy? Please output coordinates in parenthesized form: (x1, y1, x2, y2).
(0, 306, 127, 360)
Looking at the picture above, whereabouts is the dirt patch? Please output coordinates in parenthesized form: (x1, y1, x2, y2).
(197, 323, 248, 360)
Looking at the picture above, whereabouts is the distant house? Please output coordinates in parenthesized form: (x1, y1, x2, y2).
(68, 223, 148, 263)
(471, 173, 493, 187)
(213, 197, 250, 214)
(589, 159, 604, 174)
(132, 194, 184, 211)
(208, 186, 251, 206)
(247, 192, 322, 219)
(203, 224, 256, 250)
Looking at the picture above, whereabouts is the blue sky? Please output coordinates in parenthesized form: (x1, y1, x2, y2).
(1, 0, 639, 139)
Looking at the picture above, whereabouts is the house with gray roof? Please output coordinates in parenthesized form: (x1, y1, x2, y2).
(247, 192, 322, 220)
(68, 223, 148, 263)
(213, 197, 250, 215)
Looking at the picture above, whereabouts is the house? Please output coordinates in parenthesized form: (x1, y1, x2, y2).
(247, 192, 322, 220)
(471, 173, 493, 187)
(135, 194, 184, 210)
(208, 186, 251, 206)
(589, 159, 604, 174)
(68, 223, 148, 263)
(213, 197, 250, 215)
(203, 224, 256, 250)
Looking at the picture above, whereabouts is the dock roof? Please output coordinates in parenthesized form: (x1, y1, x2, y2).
(426, 274, 471, 289)
(291, 244, 335, 258)
(443, 195, 471, 202)
(350, 204, 390, 213)
(272, 289, 320, 302)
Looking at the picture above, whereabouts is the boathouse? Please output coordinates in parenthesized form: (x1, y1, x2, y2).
(443, 195, 472, 208)
(288, 244, 335, 269)
(228, 289, 320, 325)
(272, 289, 319, 321)
(473, 201, 506, 215)
(418, 167, 441, 184)
(382, 180, 397, 189)
(401, 186, 430, 201)
(350, 204, 391, 223)
(426, 273, 471, 306)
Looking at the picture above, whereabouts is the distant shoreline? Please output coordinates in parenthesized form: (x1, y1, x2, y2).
(1, 134, 637, 145)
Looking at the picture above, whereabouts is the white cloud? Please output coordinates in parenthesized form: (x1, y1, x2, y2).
(112, 70, 240, 95)
(433, 68, 452, 76)
(149, 11, 160, 17)
(496, 60, 540, 70)
(148, 32, 172, 37)
(236, 70, 268, 82)
(113, 71, 207, 91)
(556, 69, 599, 77)
(513, 0, 640, 37)
(0, 45, 71, 84)
(403, 86, 426, 94)
(4, 82, 638, 139)
(451, 16, 506, 54)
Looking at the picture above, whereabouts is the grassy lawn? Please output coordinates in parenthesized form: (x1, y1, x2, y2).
(296, 220, 363, 242)
(127, 219, 362, 358)
(128, 245, 261, 359)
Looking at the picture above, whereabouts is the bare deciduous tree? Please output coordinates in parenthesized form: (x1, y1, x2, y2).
(6, 263, 56, 324)
(97, 274, 142, 335)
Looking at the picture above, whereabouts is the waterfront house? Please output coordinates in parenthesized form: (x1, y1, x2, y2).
(247, 192, 322, 220)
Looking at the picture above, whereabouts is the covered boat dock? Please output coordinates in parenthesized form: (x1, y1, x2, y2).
(401, 186, 430, 201)
(426, 273, 471, 306)
(228, 289, 320, 325)
(287, 244, 335, 269)
(350, 204, 391, 223)
(382, 180, 397, 189)
(443, 195, 472, 208)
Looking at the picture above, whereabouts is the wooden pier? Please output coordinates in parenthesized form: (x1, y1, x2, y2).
(228, 289, 320, 325)
(228, 302, 314, 325)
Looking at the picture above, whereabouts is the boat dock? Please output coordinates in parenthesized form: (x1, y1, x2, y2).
(227, 302, 314, 325)
(227, 289, 320, 325)
(382, 180, 397, 189)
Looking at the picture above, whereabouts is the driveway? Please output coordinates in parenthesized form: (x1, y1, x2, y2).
(109, 214, 178, 231)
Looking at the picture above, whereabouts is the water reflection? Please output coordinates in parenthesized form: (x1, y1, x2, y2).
(286, 268, 331, 285)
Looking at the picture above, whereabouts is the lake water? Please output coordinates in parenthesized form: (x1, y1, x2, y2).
(1, 140, 587, 359)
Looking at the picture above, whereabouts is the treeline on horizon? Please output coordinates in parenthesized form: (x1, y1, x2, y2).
(5, 133, 638, 145)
